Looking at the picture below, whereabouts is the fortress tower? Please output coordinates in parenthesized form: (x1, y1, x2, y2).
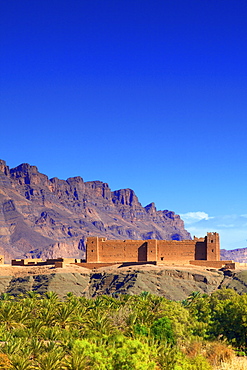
(206, 232, 220, 261)
(86, 236, 100, 262)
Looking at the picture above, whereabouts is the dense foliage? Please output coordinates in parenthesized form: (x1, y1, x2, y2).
(0, 289, 245, 369)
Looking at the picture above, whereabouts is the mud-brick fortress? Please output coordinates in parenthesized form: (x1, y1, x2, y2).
(86, 232, 234, 269)
(11, 232, 236, 269)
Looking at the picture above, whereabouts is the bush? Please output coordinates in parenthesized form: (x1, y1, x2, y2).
(73, 337, 157, 370)
(150, 317, 175, 344)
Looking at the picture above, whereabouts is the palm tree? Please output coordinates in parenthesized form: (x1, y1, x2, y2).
(182, 291, 202, 307)
(28, 337, 44, 361)
(35, 349, 65, 370)
(27, 319, 44, 336)
(8, 355, 36, 370)
(25, 292, 41, 300)
(39, 326, 61, 341)
(83, 309, 113, 337)
(63, 352, 87, 370)
(44, 291, 59, 302)
(1, 338, 22, 356)
(0, 302, 20, 330)
(54, 303, 76, 329)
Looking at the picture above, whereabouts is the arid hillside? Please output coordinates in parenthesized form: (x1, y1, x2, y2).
(0, 263, 245, 300)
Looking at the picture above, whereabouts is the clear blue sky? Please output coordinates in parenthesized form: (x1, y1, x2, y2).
(1, 1, 247, 249)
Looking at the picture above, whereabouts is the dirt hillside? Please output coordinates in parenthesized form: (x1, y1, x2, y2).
(0, 263, 245, 300)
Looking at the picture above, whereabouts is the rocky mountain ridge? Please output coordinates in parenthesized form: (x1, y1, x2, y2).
(0, 160, 190, 261)
(221, 248, 247, 263)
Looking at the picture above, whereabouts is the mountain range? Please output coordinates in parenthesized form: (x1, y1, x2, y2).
(0, 160, 191, 262)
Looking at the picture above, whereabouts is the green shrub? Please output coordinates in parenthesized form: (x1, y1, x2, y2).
(73, 337, 157, 370)
(151, 317, 175, 344)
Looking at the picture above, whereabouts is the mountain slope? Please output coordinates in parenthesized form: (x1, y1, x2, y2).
(0, 159, 190, 261)
(221, 248, 247, 263)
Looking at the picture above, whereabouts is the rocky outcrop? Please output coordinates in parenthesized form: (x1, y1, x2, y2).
(0, 264, 234, 300)
(0, 159, 191, 261)
(87, 267, 224, 299)
(0, 264, 246, 300)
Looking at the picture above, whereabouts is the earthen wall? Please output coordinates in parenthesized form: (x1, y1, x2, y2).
(157, 240, 195, 263)
(86, 233, 220, 264)
(190, 260, 233, 268)
(87, 237, 148, 263)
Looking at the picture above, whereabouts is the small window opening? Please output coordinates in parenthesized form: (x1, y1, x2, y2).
(91, 250, 94, 252)
(161, 257, 164, 261)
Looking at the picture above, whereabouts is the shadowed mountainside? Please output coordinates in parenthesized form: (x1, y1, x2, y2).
(0, 160, 191, 261)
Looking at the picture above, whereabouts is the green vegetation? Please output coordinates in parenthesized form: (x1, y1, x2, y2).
(0, 289, 246, 369)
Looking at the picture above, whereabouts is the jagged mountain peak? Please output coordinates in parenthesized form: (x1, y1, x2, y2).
(0, 160, 191, 262)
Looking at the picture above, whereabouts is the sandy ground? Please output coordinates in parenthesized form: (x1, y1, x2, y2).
(0, 263, 91, 277)
(0, 261, 237, 278)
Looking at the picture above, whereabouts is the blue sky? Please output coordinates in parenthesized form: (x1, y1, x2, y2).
(1, 1, 247, 249)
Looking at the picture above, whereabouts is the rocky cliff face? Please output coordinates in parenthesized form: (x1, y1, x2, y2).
(0, 159, 191, 261)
